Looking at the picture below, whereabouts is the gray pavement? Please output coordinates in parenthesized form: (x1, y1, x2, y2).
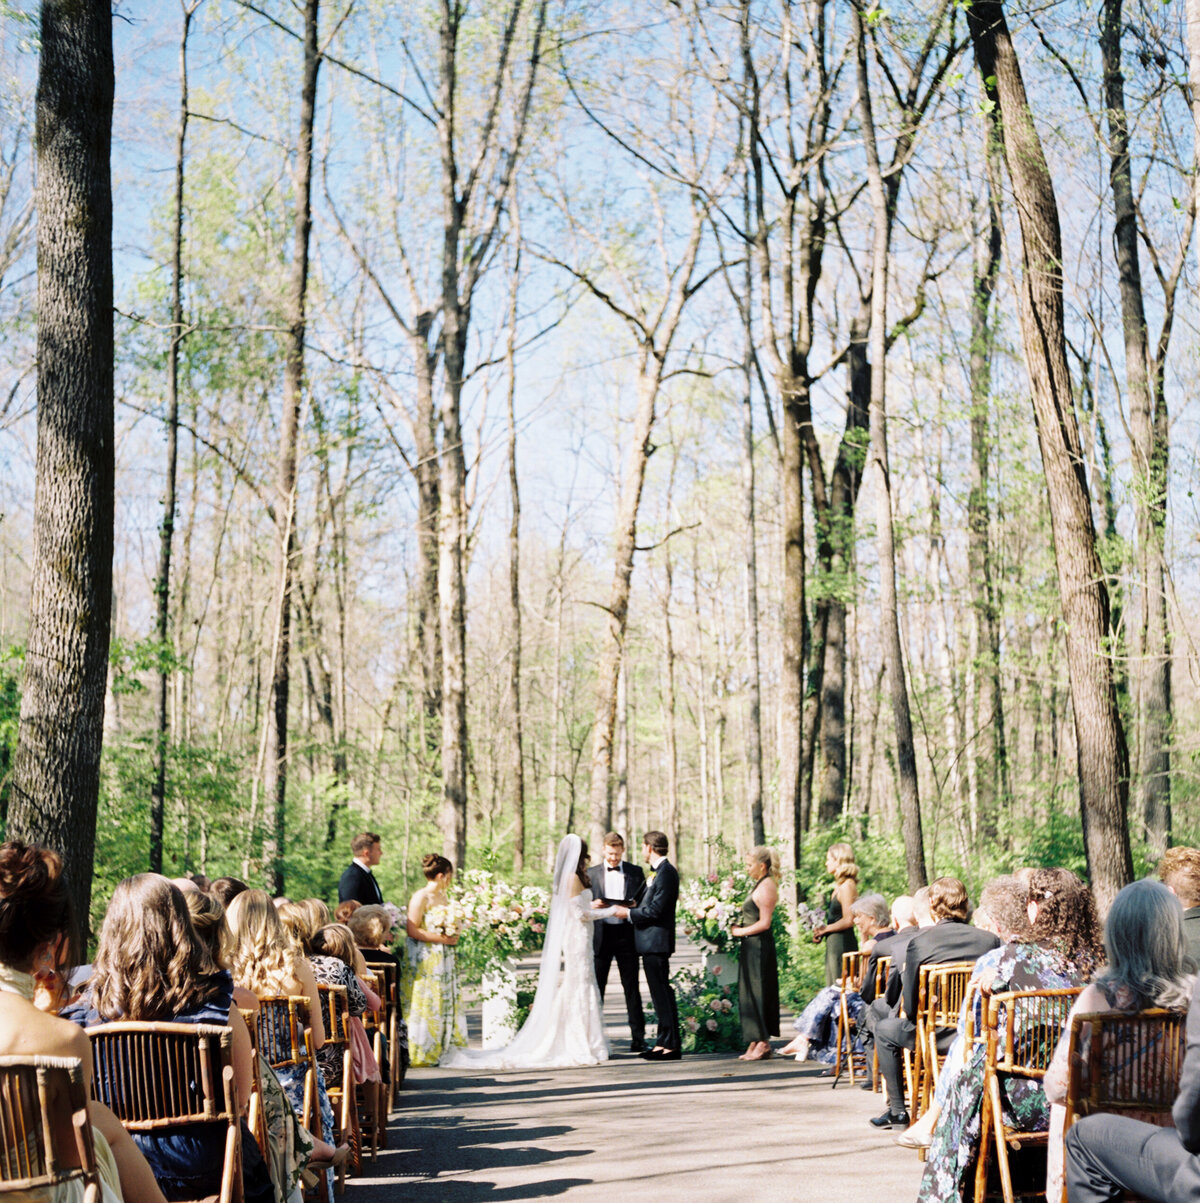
(347, 936, 925, 1202)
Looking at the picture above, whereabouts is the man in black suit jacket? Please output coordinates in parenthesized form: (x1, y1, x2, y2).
(1066, 974, 1200, 1201)
(870, 878, 999, 1128)
(338, 831, 385, 906)
(612, 830, 681, 1059)
(587, 832, 647, 1051)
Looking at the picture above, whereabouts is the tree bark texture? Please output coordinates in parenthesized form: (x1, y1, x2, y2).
(968, 0, 1132, 910)
(855, 3, 926, 888)
(264, 0, 320, 895)
(1100, 0, 1170, 855)
(505, 242, 525, 871)
(8, 0, 114, 947)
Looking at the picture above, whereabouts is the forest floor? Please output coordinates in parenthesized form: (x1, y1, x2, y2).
(346, 935, 926, 1202)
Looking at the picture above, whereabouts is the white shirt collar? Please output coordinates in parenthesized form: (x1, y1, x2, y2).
(353, 857, 373, 873)
(649, 852, 665, 869)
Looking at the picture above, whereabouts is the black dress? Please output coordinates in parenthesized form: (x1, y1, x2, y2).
(823, 892, 858, 986)
(737, 886, 779, 1043)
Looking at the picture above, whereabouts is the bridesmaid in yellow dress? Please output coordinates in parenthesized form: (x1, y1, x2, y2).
(402, 853, 467, 1066)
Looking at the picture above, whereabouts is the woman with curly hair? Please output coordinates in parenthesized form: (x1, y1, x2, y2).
(61, 874, 274, 1202)
(811, 842, 859, 987)
(225, 890, 347, 1178)
(0, 842, 166, 1203)
(915, 870, 1104, 1199)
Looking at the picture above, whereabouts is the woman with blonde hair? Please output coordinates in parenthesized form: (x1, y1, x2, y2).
(812, 842, 859, 986)
(225, 890, 347, 1176)
(731, 847, 780, 1060)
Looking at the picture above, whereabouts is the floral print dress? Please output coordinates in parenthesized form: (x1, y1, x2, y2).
(403, 917, 467, 1067)
(917, 941, 1087, 1203)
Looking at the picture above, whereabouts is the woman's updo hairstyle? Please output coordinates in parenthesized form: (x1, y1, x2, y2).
(422, 853, 453, 881)
(749, 846, 781, 882)
(0, 840, 72, 970)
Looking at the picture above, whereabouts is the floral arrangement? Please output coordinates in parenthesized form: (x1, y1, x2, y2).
(670, 964, 741, 1053)
(452, 869, 551, 980)
(794, 901, 825, 936)
(423, 899, 468, 938)
(679, 870, 753, 955)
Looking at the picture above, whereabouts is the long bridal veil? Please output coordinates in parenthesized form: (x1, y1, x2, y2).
(441, 834, 587, 1068)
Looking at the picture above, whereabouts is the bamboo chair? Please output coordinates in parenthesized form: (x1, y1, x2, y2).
(0, 1055, 100, 1201)
(357, 975, 383, 1160)
(972, 987, 1081, 1203)
(832, 950, 870, 1087)
(1059, 1008, 1188, 1203)
(920, 962, 978, 1115)
(316, 984, 358, 1191)
(237, 1008, 269, 1166)
(869, 955, 891, 1093)
(85, 1021, 243, 1203)
(369, 961, 404, 1102)
(256, 996, 328, 1203)
(905, 963, 934, 1119)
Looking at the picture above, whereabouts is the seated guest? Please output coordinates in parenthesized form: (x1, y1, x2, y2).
(870, 877, 1000, 1129)
(1048, 878, 1194, 1201)
(0, 841, 166, 1203)
(781, 893, 891, 1064)
(184, 888, 316, 1199)
(859, 886, 933, 1064)
(912, 871, 1100, 1192)
(860, 894, 916, 1007)
(348, 904, 399, 967)
(312, 923, 382, 1086)
(225, 890, 347, 1174)
(334, 899, 361, 926)
(208, 876, 249, 909)
(60, 874, 274, 1203)
(1160, 846, 1200, 966)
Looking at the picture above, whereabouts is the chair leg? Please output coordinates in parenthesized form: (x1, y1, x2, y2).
(987, 1070, 1016, 1203)
(974, 1072, 994, 1203)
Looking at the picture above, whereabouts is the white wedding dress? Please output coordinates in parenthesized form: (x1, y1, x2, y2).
(442, 834, 613, 1069)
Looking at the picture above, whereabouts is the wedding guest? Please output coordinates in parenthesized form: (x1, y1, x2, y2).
(61, 874, 275, 1202)
(781, 893, 891, 1064)
(732, 846, 780, 1060)
(225, 889, 347, 1174)
(913, 871, 1099, 1190)
(0, 840, 166, 1203)
(402, 854, 466, 1067)
(1047, 878, 1194, 1200)
(312, 923, 382, 1085)
(1160, 846, 1200, 965)
(348, 904, 400, 968)
(339, 832, 385, 906)
(208, 876, 248, 908)
(335, 899, 361, 926)
(870, 877, 999, 1130)
(812, 842, 859, 987)
(860, 895, 915, 1006)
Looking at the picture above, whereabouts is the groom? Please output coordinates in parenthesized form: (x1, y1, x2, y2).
(611, 830, 681, 1060)
(587, 832, 647, 1052)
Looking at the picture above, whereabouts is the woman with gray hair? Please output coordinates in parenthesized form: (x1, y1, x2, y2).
(779, 891, 893, 1065)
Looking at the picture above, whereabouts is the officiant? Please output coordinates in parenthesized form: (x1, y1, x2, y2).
(588, 832, 647, 1052)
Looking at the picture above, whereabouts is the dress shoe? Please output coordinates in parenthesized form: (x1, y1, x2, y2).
(643, 1047, 681, 1061)
(894, 1129, 932, 1150)
(629, 1039, 646, 1053)
(869, 1109, 911, 1130)
(860, 1079, 876, 1091)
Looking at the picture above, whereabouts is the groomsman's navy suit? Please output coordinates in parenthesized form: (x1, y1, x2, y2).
(628, 858, 681, 1053)
(339, 860, 383, 906)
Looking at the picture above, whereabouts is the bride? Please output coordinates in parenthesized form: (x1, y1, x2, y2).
(442, 834, 615, 1069)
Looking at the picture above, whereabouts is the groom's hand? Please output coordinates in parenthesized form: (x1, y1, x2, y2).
(612, 906, 630, 920)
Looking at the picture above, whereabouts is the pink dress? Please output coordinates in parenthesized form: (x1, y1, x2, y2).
(349, 976, 382, 1084)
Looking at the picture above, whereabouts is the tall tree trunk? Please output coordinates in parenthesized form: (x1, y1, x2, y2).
(968, 0, 1132, 910)
(412, 323, 441, 768)
(150, 0, 197, 874)
(662, 554, 679, 858)
(967, 141, 1007, 843)
(264, 0, 320, 895)
(1188, 0, 1200, 286)
(1100, 0, 1170, 855)
(855, 3, 926, 887)
(505, 241, 525, 871)
(8, 0, 114, 948)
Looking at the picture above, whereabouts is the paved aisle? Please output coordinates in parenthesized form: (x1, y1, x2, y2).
(350, 1055, 924, 1202)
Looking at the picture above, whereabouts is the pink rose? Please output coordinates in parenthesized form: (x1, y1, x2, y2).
(706, 1018, 718, 1032)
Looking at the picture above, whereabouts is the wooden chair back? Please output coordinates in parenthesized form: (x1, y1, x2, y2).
(238, 1007, 269, 1167)
(317, 984, 358, 1182)
(833, 951, 871, 1086)
(255, 995, 317, 1139)
(972, 987, 1082, 1203)
(874, 955, 891, 1000)
(0, 1055, 100, 1201)
(369, 960, 404, 1100)
(85, 1021, 244, 1203)
(923, 962, 976, 1098)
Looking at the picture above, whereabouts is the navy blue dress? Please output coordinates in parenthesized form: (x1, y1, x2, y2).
(63, 970, 274, 1203)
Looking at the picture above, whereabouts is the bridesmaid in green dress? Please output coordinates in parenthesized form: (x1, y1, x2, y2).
(812, 842, 858, 986)
(731, 847, 780, 1060)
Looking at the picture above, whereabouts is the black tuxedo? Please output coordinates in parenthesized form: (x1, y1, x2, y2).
(338, 861, 383, 906)
(587, 861, 647, 1044)
(629, 858, 680, 1051)
(858, 928, 900, 1006)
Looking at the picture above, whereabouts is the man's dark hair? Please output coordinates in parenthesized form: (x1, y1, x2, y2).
(643, 831, 668, 856)
(351, 831, 382, 856)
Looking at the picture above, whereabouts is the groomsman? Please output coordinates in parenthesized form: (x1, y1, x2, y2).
(588, 832, 647, 1052)
(339, 831, 385, 905)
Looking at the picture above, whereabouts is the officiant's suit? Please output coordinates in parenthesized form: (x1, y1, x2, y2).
(587, 860, 647, 1047)
(629, 858, 681, 1054)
